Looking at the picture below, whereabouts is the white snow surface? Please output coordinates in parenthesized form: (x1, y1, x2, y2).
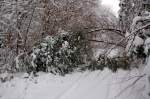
(144, 56, 150, 99)
(0, 68, 147, 99)
(144, 38, 150, 54)
(133, 36, 144, 47)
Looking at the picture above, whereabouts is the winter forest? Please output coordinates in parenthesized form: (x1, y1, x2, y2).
(0, 0, 150, 99)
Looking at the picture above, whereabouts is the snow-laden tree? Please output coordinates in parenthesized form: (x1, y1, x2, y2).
(119, 0, 144, 33)
(122, 0, 150, 99)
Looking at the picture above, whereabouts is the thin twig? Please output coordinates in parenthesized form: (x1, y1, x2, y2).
(110, 74, 146, 85)
(113, 74, 146, 98)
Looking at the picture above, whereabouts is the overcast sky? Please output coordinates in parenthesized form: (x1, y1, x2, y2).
(101, 0, 120, 16)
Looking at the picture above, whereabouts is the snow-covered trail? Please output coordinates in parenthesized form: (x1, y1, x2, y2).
(0, 69, 146, 99)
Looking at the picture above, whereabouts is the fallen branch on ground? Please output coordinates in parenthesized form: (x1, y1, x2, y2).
(114, 74, 146, 98)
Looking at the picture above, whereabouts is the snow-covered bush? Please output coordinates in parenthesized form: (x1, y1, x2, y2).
(97, 55, 130, 72)
(15, 31, 88, 75)
(127, 35, 146, 60)
(0, 72, 13, 83)
(79, 52, 131, 73)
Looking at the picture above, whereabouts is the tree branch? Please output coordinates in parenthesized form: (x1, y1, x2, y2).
(87, 28, 125, 37)
(87, 39, 125, 48)
(23, 5, 36, 51)
(106, 23, 150, 55)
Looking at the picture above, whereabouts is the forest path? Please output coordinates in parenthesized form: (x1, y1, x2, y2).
(0, 69, 145, 99)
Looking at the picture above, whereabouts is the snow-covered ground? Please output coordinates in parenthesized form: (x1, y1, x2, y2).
(0, 69, 146, 99)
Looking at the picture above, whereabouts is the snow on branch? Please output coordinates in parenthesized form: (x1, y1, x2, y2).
(106, 23, 150, 55)
(87, 39, 126, 48)
(131, 15, 150, 31)
(87, 28, 125, 37)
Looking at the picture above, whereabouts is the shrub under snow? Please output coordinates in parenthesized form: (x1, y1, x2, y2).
(15, 31, 88, 75)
